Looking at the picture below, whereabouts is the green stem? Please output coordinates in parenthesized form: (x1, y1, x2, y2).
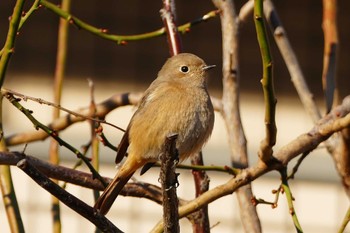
(254, 0, 277, 162)
(338, 205, 350, 233)
(0, 0, 41, 56)
(50, 0, 71, 232)
(40, 0, 218, 44)
(0, 1, 27, 232)
(280, 168, 303, 233)
(5, 92, 107, 187)
(0, 0, 26, 86)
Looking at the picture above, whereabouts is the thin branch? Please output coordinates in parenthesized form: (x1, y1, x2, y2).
(238, 0, 254, 23)
(212, 0, 262, 231)
(189, 152, 210, 232)
(50, 0, 71, 231)
(254, 0, 277, 162)
(0, 0, 41, 57)
(0, 151, 164, 204)
(322, 0, 339, 112)
(3, 88, 125, 132)
(4, 92, 107, 187)
(16, 158, 123, 233)
(263, 0, 322, 123)
(150, 162, 239, 175)
(4, 89, 223, 147)
(160, 0, 182, 55)
(338, 205, 350, 233)
(151, 96, 350, 231)
(279, 168, 303, 233)
(40, 0, 218, 45)
(0, 0, 27, 232)
(0, 0, 25, 86)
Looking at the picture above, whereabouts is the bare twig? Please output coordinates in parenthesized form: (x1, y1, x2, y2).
(0, 0, 27, 232)
(40, 0, 218, 45)
(238, 0, 254, 23)
(16, 158, 123, 233)
(160, 0, 182, 55)
(4, 92, 107, 187)
(3, 88, 125, 132)
(338, 205, 350, 233)
(279, 168, 303, 233)
(263, 0, 322, 123)
(189, 152, 210, 232)
(212, 0, 262, 232)
(0, 151, 164, 204)
(50, 0, 71, 231)
(151, 96, 350, 231)
(4, 89, 223, 147)
(322, 0, 339, 112)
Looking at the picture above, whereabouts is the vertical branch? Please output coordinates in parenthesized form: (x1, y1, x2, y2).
(212, 0, 262, 232)
(190, 152, 210, 232)
(87, 79, 103, 233)
(160, 0, 182, 56)
(49, 0, 71, 232)
(160, 134, 180, 233)
(0, 0, 25, 85)
(254, 0, 277, 162)
(263, 0, 322, 123)
(279, 168, 303, 233)
(0, 1, 26, 232)
(322, 0, 339, 113)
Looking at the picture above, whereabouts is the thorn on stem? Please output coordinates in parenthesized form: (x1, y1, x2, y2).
(255, 15, 263, 21)
(119, 40, 128, 46)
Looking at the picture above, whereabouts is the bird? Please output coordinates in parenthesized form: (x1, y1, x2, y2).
(94, 53, 215, 215)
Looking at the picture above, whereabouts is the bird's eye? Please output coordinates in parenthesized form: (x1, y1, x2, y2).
(180, 66, 189, 73)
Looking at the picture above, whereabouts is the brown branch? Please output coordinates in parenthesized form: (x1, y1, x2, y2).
(0, 151, 164, 204)
(212, 0, 261, 232)
(16, 158, 123, 233)
(263, 0, 322, 123)
(160, 134, 180, 233)
(322, 0, 339, 112)
(189, 152, 210, 232)
(160, 0, 182, 56)
(151, 95, 350, 231)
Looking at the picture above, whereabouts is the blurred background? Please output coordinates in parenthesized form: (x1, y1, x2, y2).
(0, 0, 349, 232)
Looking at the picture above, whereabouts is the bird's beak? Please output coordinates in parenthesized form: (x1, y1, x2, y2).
(202, 65, 216, 71)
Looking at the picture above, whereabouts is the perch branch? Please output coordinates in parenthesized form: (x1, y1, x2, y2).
(160, 134, 180, 233)
(151, 96, 350, 231)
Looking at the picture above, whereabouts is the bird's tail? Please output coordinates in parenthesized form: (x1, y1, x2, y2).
(94, 170, 135, 215)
